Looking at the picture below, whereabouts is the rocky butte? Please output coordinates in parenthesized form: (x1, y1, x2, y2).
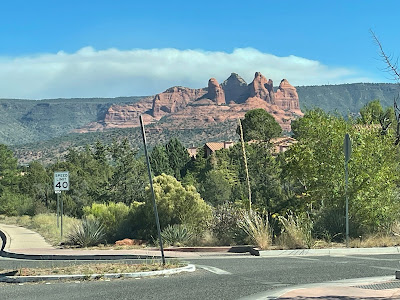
(77, 72, 303, 133)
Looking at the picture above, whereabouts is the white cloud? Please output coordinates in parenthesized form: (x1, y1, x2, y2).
(0, 47, 376, 99)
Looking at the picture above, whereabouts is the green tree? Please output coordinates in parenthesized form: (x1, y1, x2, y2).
(236, 109, 282, 142)
(0, 144, 20, 193)
(0, 144, 33, 215)
(149, 145, 173, 176)
(50, 144, 113, 217)
(20, 161, 52, 211)
(165, 138, 191, 180)
(358, 99, 384, 124)
(284, 109, 400, 236)
(357, 100, 396, 136)
(201, 169, 232, 206)
(108, 139, 147, 205)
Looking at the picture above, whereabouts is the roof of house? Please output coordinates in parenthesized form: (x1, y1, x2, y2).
(270, 136, 297, 145)
(205, 142, 226, 152)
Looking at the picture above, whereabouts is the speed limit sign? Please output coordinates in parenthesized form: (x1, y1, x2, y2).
(54, 171, 69, 191)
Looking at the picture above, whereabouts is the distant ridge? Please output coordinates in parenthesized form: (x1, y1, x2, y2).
(296, 82, 400, 114)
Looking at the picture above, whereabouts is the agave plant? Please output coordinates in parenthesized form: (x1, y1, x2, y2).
(67, 218, 105, 247)
(161, 224, 193, 247)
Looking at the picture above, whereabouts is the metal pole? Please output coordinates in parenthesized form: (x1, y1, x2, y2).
(238, 119, 251, 211)
(345, 161, 349, 247)
(344, 133, 351, 248)
(60, 192, 63, 239)
(139, 115, 166, 265)
(57, 192, 60, 228)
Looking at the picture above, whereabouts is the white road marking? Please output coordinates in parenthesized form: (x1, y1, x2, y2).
(369, 266, 398, 271)
(197, 265, 232, 275)
(347, 256, 400, 262)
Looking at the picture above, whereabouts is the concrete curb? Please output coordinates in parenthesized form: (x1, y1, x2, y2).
(258, 246, 400, 257)
(0, 264, 196, 283)
(0, 250, 163, 260)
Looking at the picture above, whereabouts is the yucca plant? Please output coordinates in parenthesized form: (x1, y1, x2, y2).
(161, 224, 193, 247)
(67, 218, 105, 247)
(238, 210, 272, 249)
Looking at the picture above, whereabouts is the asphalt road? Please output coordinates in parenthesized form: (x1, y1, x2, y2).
(0, 254, 399, 300)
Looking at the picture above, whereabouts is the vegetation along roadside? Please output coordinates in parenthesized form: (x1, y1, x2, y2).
(1, 103, 400, 251)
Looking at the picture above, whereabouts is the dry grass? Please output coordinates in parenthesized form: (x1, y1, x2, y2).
(349, 234, 400, 248)
(238, 210, 271, 250)
(312, 240, 345, 249)
(277, 212, 313, 249)
(0, 262, 181, 277)
(0, 213, 80, 245)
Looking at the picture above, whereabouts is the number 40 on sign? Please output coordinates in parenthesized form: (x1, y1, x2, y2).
(54, 171, 69, 191)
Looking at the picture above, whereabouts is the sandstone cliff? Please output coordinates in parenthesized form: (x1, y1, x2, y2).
(152, 86, 207, 118)
(275, 79, 301, 113)
(248, 72, 275, 104)
(206, 78, 226, 105)
(221, 73, 248, 103)
(76, 72, 302, 133)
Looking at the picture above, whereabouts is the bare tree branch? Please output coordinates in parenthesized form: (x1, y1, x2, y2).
(370, 29, 400, 82)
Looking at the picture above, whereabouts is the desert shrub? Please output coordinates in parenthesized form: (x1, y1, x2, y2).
(138, 174, 212, 239)
(238, 210, 272, 249)
(83, 202, 140, 242)
(67, 218, 105, 247)
(278, 211, 313, 249)
(210, 203, 247, 245)
(161, 224, 193, 247)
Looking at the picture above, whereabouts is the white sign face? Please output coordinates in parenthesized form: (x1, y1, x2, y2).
(54, 171, 69, 191)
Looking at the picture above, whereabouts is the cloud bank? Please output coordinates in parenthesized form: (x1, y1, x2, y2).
(0, 47, 373, 99)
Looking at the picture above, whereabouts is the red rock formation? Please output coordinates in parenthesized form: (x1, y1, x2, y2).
(275, 79, 301, 113)
(75, 72, 302, 133)
(152, 86, 207, 118)
(221, 73, 248, 103)
(73, 96, 154, 132)
(207, 78, 225, 105)
(160, 96, 299, 132)
(248, 72, 275, 104)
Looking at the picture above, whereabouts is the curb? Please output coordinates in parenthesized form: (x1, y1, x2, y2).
(0, 250, 164, 260)
(258, 246, 400, 257)
(0, 264, 196, 283)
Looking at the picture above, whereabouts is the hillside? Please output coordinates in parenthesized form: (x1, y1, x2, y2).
(14, 119, 239, 165)
(0, 96, 147, 145)
(297, 83, 400, 114)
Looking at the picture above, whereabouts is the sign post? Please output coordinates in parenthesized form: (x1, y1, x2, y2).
(344, 133, 351, 247)
(54, 172, 69, 239)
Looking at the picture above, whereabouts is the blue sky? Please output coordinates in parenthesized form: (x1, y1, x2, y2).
(0, 0, 399, 99)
